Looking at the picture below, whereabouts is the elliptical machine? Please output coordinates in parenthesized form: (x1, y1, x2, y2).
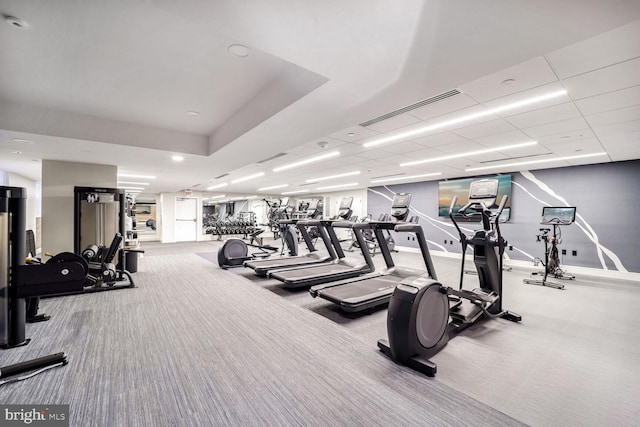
(378, 178, 521, 377)
(524, 206, 576, 290)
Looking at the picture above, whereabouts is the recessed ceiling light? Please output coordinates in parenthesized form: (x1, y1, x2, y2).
(305, 171, 360, 183)
(121, 186, 145, 190)
(172, 155, 184, 162)
(371, 172, 441, 184)
(231, 172, 265, 184)
(273, 151, 340, 172)
(560, 136, 570, 140)
(4, 15, 28, 29)
(316, 182, 359, 190)
(186, 111, 200, 117)
(207, 182, 228, 190)
(465, 152, 608, 172)
(118, 173, 156, 179)
(363, 89, 568, 148)
(258, 184, 288, 191)
(11, 151, 22, 155)
(347, 133, 355, 137)
(210, 194, 226, 199)
(400, 141, 537, 167)
(501, 78, 516, 85)
(282, 189, 310, 195)
(228, 44, 250, 58)
(13, 138, 34, 144)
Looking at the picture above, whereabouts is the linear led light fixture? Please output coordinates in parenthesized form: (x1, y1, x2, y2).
(258, 184, 288, 191)
(118, 173, 156, 179)
(400, 141, 538, 167)
(465, 152, 608, 172)
(363, 89, 568, 148)
(305, 171, 360, 183)
(121, 186, 145, 190)
(118, 181, 149, 186)
(371, 172, 442, 184)
(231, 172, 265, 184)
(207, 182, 228, 190)
(273, 151, 340, 172)
(282, 189, 310, 195)
(209, 194, 226, 199)
(316, 182, 359, 190)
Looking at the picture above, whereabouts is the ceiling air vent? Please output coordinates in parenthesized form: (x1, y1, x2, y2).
(480, 153, 551, 164)
(213, 173, 229, 179)
(257, 152, 287, 164)
(359, 89, 462, 127)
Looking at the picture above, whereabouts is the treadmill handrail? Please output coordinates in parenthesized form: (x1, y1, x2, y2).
(393, 223, 438, 280)
(332, 221, 355, 228)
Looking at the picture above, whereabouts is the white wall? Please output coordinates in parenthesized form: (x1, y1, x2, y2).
(41, 160, 117, 254)
(159, 191, 207, 243)
(7, 172, 38, 238)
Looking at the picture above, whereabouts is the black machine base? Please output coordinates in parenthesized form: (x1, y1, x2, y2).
(0, 338, 31, 350)
(524, 273, 565, 290)
(377, 339, 437, 377)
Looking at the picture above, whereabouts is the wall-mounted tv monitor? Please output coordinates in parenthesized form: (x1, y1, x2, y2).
(438, 174, 512, 217)
(339, 197, 354, 210)
(541, 207, 576, 225)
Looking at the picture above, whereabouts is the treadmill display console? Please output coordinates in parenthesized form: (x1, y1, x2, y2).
(391, 193, 411, 221)
(339, 197, 354, 210)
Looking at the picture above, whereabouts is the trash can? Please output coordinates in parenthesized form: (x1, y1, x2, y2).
(125, 250, 139, 273)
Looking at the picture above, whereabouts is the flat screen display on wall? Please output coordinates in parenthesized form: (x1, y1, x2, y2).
(438, 174, 512, 217)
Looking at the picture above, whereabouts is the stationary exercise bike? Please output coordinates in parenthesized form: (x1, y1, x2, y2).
(524, 206, 576, 290)
(378, 178, 521, 377)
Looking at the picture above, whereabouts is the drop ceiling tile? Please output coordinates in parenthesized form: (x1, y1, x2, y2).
(536, 128, 596, 146)
(542, 138, 605, 156)
(574, 85, 640, 116)
(329, 125, 380, 142)
(473, 130, 534, 147)
(413, 131, 468, 147)
(521, 117, 589, 139)
(481, 82, 570, 117)
(609, 152, 640, 162)
(408, 147, 450, 160)
(598, 130, 640, 151)
(592, 119, 640, 137)
(585, 105, 640, 128)
(563, 57, 640, 100)
(466, 152, 511, 164)
(355, 149, 393, 160)
(286, 145, 324, 156)
(429, 140, 487, 154)
(380, 141, 427, 154)
(364, 112, 423, 133)
(453, 119, 516, 140)
(546, 20, 640, 79)
(408, 93, 478, 121)
(505, 102, 582, 129)
(459, 56, 558, 103)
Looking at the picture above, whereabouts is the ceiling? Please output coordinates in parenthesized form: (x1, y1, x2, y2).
(1, 0, 640, 200)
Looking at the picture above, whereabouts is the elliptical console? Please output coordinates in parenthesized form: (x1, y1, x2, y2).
(378, 178, 521, 377)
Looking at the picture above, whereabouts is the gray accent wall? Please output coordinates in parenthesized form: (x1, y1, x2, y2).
(367, 159, 640, 273)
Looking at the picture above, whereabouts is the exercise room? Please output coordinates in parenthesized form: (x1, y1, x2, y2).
(1, 1, 639, 426)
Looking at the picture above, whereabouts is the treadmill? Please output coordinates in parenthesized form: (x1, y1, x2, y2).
(244, 200, 336, 276)
(309, 193, 438, 312)
(267, 199, 375, 289)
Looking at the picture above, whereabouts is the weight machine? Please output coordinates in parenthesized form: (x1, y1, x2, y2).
(1, 186, 85, 384)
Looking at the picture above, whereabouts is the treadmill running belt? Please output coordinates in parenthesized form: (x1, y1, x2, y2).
(317, 276, 398, 305)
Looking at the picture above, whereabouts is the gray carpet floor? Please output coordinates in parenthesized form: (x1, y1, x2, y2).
(1, 238, 638, 426)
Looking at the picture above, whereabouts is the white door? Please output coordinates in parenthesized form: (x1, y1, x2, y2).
(175, 197, 197, 242)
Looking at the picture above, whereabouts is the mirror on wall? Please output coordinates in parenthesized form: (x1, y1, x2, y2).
(132, 196, 158, 237)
